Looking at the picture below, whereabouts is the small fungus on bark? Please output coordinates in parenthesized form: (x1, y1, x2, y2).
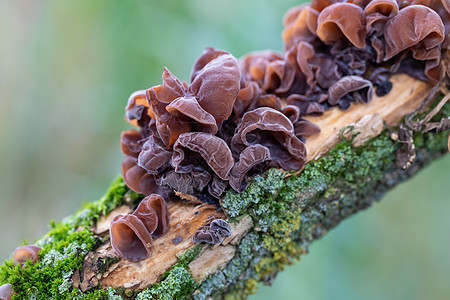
(192, 219, 232, 244)
(13, 245, 42, 267)
(0, 284, 14, 300)
(109, 214, 153, 261)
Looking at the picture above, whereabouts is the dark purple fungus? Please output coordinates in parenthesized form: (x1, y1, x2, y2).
(295, 41, 341, 91)
(282, 105, 301, 123)
(240, 50, 286, 93)
(165, 96, 218, 134)
(0, 284, 14, 300)
(173, 236, 183, 244)
(229, 145, 271, 192)
(192, 219, 232, 244)
(147, 48, 240, 148)
(120, 129, 142, 158)
(210, 219, 232, 238)
(137, 135, 172, 175)
(13, 245, 42, 267)
(208, 175, 228, 199)
(110, 214, 153, 261)
(316, 3, 367, 48)
(327, 76, 374, 109)
(286, 94, 326, 115)
(383, 5, 445, 83)
(192, 226, 223, 244)
(121, 155, 158, 195)
(125, 90, 154, 128)
(157, 169, 211, 195)
(231, 107, 307, 170)
(137, 194, 170, 238)
(293, 119, 322, 138)
(172, 132, 234, 180)
(233, 81, 261, 117)
(188, 48, 241, 126)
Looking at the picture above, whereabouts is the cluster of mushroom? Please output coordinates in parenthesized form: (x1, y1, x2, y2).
(242, 0, 449, 112)
(0, 245, 43, 299)
(112, 0, 450, 261)
(121, 47, 321, 203)
(109, 194, 169, 261)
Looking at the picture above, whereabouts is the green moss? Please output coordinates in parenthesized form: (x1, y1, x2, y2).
(136, 266, 196, 300)
(0, 228, 98, 299)
(208, 127, 450, 299)
(1, 102, 447, 299)
(0, 177, 136, 299)
(97, 257, 121, 275)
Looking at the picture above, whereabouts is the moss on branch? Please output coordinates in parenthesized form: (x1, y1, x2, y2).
(0, 103, 448, 299)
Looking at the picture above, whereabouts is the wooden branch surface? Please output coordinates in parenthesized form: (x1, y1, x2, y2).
(76, 74, 437, 293)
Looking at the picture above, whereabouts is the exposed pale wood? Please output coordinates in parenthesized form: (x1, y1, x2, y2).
(95, 202, 225, 289)
(80, 74, 434, 291)
(189, 245, 236, 282)
(304, 74, 432, 161)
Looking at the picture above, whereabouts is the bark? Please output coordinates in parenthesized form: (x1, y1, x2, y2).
(1, 74, 449, 300)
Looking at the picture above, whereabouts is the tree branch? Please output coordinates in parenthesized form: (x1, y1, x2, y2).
(0, 75, 448, 299)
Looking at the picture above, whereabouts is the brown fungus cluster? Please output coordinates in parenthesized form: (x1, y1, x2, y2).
(120, 48, 320, 203)
(112, 0, 450, 261)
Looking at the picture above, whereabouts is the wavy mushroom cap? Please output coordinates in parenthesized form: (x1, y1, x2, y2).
(125, 90, 154, 127)
(327, 75, 374, 108)
(282, 105, 301, 123)
(365, 0, 399, 21)
(13, 245, 42, 267)
(317, 3, 367, 48)
(188, 48, 241, 127)
(231, 107, 307, 170)
(165, 96, 218, 134)
(137, 135, 172, 175)
(310, 0, 337, 11)
(172, 132, 234, 180)
(210, 219, 232, 237)
(282, 4, 319, 48)
(120, 129, 142, 158)
(240, 50, 285, 92)
(136, 194, 170, 238)
(110, 214, 153, 261)
(384, 5, 445, 60)
(192, 226, 223, 244)
(229, 144, 271, 192)
(0, 284, 14, 300)
(122, 155, 158, 195)
(293, 119, 322, 138)
(147, 68, 190, 148)
(157, 169, 211, 195)
(147, 49, 240, 148)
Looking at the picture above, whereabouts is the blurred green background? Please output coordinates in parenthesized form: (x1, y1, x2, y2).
(0, 1, 449, 299)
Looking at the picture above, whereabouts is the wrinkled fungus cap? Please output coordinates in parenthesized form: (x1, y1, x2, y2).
(135, 194, 170, 238)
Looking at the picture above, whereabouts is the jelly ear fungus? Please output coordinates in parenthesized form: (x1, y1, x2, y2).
(110, 194, 170, 261)
(13, 245, 42, 267)
(109, 214, 154, 261)
(0, 284, 14, 300)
